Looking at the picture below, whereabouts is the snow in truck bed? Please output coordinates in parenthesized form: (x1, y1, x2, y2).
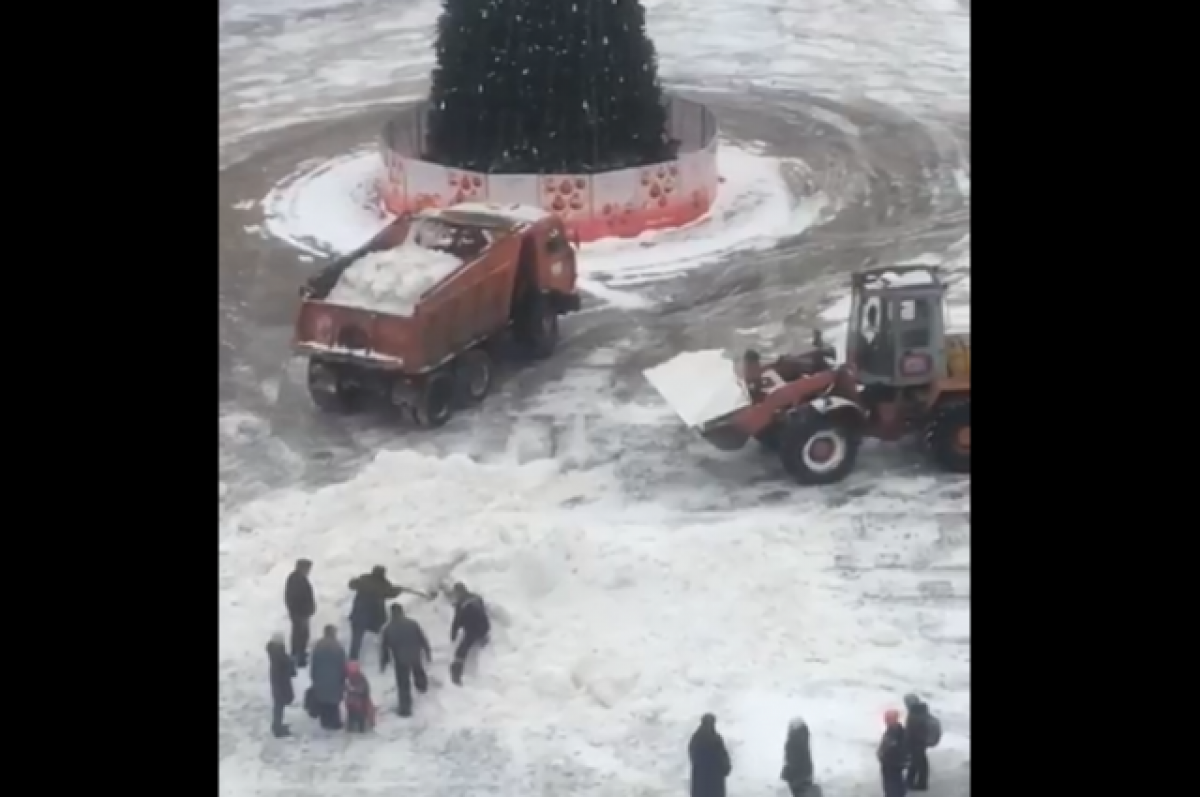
(327, 244, 463, 316)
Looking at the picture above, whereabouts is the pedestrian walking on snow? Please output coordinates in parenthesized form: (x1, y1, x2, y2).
(380, 603, 431, 716)
(781, 717, 815, 796)
(877, 709, 908, 797)
(449, 582, 490, 686)
(284, 558, 315, 666)
(309, 625, 348, 730)
(344, 660, 375, 732)
(266, 632, 295, 738)
(348, 565, 404, 662)
(688, 713, 732, 797)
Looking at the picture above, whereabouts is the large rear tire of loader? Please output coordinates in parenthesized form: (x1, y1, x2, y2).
(779, 412, 859, 486)
(454, 348, 493, 406)
(925, 401, 970, 473)
(307, 359, 362, 414)
(412, 371, 456, 428)
(515, 293, 559, 359)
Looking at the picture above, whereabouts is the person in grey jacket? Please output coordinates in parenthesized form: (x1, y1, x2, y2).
(309, 625, 347, 730)
(380, 603, 432, 717)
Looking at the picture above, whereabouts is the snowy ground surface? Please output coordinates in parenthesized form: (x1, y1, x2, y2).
(219, 1, 970, 795)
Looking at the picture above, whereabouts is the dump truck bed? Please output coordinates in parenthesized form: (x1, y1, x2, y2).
(293, 214, 525, 374)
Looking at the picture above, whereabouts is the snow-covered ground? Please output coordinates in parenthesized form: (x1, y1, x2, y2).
(220, 1, 970, 795)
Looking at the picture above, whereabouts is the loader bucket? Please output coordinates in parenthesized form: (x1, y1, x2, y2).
(643, 350, 751, 435)
(697, 415, 751, 451)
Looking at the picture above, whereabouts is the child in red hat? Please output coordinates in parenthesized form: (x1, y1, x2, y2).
(344, 660, 375, 732)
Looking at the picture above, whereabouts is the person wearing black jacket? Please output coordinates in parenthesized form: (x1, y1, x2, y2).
(266, 633, 296, 738)
(449, 582, 490, 686)
(347, 565, 403, 662)
(380, 603, 432, 717)
(688, 713, 732, 797)
(284, 559, 315, 666)
(877, 709, 908, 797)
(903, 694, 932, 791)
(781, 717, 814, 796)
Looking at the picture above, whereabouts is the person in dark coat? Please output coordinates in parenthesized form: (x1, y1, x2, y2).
(309, 625, 348, 730)
(347, 566, 404, 662)
(449, 582, 490, 686)
(903, 694, 932, 791)
(266, 632, 296, 738)
(688, 713, 732, 797)
(284, 559, 315, 666)
(781, 717, 814, 796)
(877, 709, 908, 797)
(380, 603, 432, 717)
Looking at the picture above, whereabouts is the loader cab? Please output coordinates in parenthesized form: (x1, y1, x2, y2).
(846, 266, 948, 387)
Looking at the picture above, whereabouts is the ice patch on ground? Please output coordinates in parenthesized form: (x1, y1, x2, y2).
(258, 142, 825, 307)
(219, 445, 969, 795)
(328, 244, 462, 316)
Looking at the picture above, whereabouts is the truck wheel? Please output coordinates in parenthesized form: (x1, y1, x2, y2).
(925, 401, 970, 473)
(516, 294, 559, 359)
(412, 372, 455, 428)
(454, 349, 493, 405)
(307, 359, 361, 414)
(778, 412, 859, 485)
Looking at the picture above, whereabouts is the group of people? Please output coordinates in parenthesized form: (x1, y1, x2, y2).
(266, 558, 491, 738)
(688, 694, 940, 797)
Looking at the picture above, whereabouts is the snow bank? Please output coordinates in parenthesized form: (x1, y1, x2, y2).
(643, 349, 750, 428)
(327, 244, 462, 316)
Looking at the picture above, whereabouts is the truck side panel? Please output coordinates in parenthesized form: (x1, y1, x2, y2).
(409, 235, 522, 370)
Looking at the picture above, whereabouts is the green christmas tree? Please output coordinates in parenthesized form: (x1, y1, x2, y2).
(424, 0, 674, 174)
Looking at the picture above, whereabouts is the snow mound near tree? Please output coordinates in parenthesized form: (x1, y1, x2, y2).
(328, 244, 462, 316)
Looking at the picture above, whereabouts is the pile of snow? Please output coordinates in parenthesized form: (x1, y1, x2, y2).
(643, 349, 751, 428)
(327, 244, 462, 316)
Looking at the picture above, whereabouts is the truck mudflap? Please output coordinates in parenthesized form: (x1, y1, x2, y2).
(643, 350, 751, 430)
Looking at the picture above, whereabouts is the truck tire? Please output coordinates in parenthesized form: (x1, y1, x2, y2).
(412, 371, 455, 428)
(516, 293, 559, 359)
(307, 359, 361, 414)
(778, 411, 859, 486)
(454, 349, 493, 405)
(925, 401, 970, 473)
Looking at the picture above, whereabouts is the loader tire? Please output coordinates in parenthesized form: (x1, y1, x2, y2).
(925, 401, 970, 473)
(779, 412, 858, 486)
(307, 359, 361, 414)
(412, 371, 455, 428)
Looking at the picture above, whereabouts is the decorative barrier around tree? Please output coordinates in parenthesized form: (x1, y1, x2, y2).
(378, 95, 719, 243)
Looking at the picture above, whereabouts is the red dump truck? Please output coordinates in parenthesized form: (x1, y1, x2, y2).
(292, 203, 582, 426)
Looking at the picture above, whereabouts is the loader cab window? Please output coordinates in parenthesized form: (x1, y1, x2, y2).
(897, 297, 932, 348)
